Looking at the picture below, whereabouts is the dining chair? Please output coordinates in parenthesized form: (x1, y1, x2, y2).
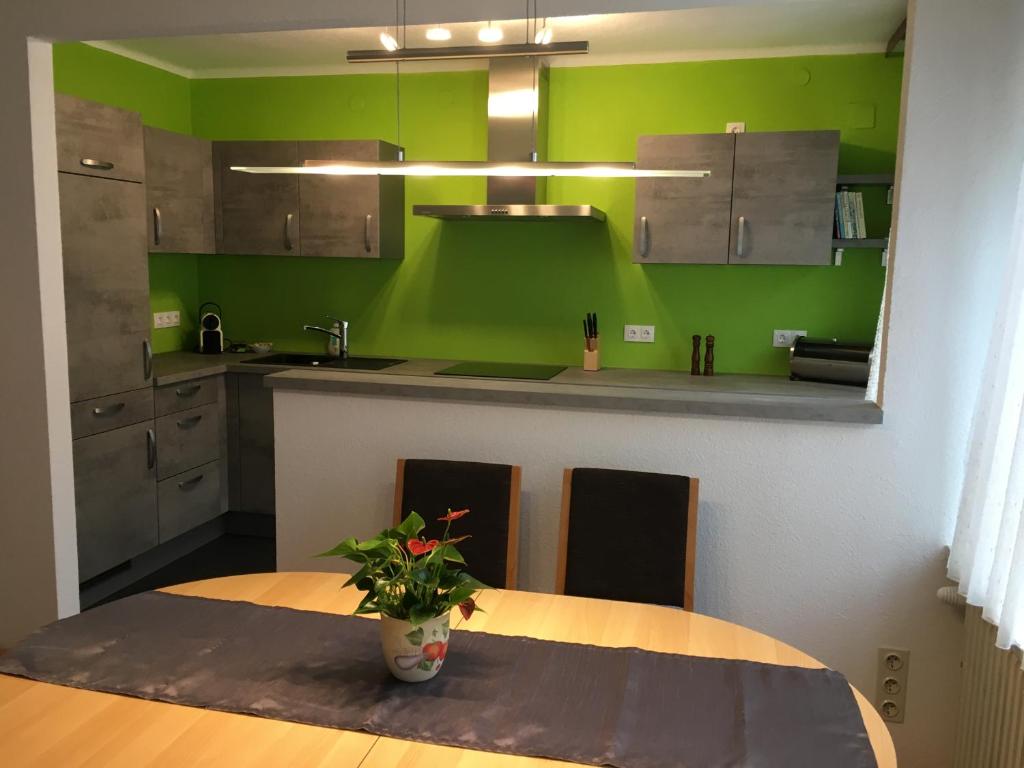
(556, 467, 699, 610)
(394, 458, 521, 589)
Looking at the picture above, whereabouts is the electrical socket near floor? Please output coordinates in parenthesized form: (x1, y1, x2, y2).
(624, 324, 655, 343)
(153, 311, 181, 329)
(876, 647, 910, 723)
(772, 329, 807, 348)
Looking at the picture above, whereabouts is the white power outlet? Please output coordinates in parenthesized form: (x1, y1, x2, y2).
(624, 324, 656, 343)
(153, 311, 181, 329)
(726, 121, 746, 133)
(772, 329, 807, 348)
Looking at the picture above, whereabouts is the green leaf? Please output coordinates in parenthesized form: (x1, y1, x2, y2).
(342, 563, 373, 589)
(396, 511, 425, 539)
(441, 545, 465, 565)
(314, 537, 359, 558)
(409, 603, 440, 626)
(404, 627, 424, 645)
(445, 585, 476, 607)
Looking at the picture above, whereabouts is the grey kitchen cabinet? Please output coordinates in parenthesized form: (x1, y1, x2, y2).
(144, 126, 215, 254)
(155, 402, 221, 481)
(729, 131, 840, 265)
(74, 420, 158, 581)
(58, 171, 152, 402)
(70, 388, 154, 440)
(297, 140, 404, 259)
(227, 373, 275, 516)
(158, 460, 223, 542)
(213, 141, 299, 256)
(55, 94, 145, 184)
(633, 133, 736, 264)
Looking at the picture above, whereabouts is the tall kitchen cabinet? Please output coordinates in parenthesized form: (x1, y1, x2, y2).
(213, 140, 404, 259)
(634, 130, 839, 265)
(56, 94, 157, 582)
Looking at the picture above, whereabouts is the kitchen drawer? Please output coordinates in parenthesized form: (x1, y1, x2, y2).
(155, 402, 221, 480)
(70, 387, 153, 439)
(158, 460, 223, 542)
(155, 375, 220, 417)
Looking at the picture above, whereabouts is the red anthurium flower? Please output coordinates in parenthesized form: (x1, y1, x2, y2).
(438, 508, 470, 522)
(459, 597, 477, 620)
(407, 538, 440, 556)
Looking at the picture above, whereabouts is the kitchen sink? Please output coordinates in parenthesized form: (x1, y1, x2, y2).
(240, 353, 405, 370)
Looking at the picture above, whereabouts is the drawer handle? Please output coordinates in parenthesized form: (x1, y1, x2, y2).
(175, 384, 202, 398)
(80, 158, 114, 171)
(146, 428, 156, 469)
(92, 402, 125, 417)
(176, 414, 203, 429)
(178, 473, 205, 490)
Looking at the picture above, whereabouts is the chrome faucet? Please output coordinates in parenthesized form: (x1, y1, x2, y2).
(303, 316, 349, 358)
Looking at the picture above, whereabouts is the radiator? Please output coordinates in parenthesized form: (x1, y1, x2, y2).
(954, 605, 1024, 767)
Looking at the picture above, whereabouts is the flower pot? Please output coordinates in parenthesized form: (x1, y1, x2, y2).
(379, 611, 450, 682)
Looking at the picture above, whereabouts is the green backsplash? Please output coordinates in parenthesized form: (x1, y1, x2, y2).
(56, 45, 900, 372)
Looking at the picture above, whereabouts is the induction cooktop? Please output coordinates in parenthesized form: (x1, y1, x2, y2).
(434, 362, 567, 381)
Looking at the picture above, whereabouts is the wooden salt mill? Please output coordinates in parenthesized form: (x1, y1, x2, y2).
(703, 335, 715, 376)
(690, 335, 702, 376)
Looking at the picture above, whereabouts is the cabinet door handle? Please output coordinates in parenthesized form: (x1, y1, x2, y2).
(175, 383, 201, 398)
(153, 207, 162, 246)
(364, 214, 373, 253)
(146, 428, 156, 469)
(92, 402, 125, 417)
(80, 158, 114, 171)
(178, 473, 205, 490)
(143, 339, 153, 380)
(639, 215, 649, 257)
(285, 213, 294, 251)
(176, 414, 203, 429)
(736, 216, 746, 257)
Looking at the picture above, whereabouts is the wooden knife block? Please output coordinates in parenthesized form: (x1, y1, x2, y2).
(583, 340, 601, 372)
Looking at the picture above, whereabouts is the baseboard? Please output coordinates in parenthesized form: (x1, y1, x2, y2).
(79, 515, 227, 610)
(225, 510, 275, 539)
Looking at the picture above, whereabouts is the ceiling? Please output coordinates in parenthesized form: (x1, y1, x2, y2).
(90, 1, 906, 79)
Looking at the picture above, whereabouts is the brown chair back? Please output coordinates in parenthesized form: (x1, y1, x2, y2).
(556, 467, 698, 610)
(394, 459, 521, 589)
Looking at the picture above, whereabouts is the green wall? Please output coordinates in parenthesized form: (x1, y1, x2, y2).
(56, 45, 900, 373)
(53, 43, 198, 353)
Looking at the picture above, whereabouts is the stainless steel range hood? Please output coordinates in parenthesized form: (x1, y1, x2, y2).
(412, 58, 606, 222)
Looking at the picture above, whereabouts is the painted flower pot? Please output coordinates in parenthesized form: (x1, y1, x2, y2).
(379, 611, 450, 682)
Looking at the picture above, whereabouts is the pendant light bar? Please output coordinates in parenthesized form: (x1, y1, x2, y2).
(346, 40, 588, 64)
(231, 161, 710, 179)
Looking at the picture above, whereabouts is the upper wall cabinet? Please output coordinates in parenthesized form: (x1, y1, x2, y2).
(729, 131, 839, 266)
(214, 141, 300, 256)
(213, 140, 404, 259)
(634, 134, 736, 264)
(55, 93, 145, 183)
(297, 140, 404, 260)
(633, 130, 839, 266)
(144, 126, 215, 254)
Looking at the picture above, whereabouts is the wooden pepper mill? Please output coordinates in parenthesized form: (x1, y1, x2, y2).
(690, 335, 702, 376)
(703, 335, 715, 376)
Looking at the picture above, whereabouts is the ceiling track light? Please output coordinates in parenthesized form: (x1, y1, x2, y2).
(379, 31, 399, 52)
(534, 19, 553, 45)
(425, 25, 451, 42)
(478, 21, 504, 43)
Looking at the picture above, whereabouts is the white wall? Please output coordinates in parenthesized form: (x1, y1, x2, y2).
(3, 1, 1023, 766)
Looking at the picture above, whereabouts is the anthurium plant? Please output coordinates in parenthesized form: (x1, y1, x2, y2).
(318, 509, 486, 626)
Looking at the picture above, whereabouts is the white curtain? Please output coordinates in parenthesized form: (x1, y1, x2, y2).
(948, 169, 1024, 652)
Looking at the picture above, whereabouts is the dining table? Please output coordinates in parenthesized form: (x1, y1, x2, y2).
(0, 571, 896, 767)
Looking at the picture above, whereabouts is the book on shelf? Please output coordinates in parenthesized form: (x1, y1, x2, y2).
(834, 188, 867, 240)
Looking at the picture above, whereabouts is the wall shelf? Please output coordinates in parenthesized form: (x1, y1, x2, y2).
(836, 173, 895, 187)
(832, 238, 888, 249)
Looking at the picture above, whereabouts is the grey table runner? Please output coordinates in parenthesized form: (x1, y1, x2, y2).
(0, 591, 876, 768)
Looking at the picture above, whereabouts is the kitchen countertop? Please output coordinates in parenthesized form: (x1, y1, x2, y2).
(152, 351, 882, 425)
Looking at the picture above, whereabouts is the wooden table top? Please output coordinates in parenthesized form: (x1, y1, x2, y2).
(0, 572, 896, 767)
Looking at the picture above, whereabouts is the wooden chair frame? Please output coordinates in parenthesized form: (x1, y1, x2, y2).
(555, 468, 699, 611)
(393, 458, 522, 589)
